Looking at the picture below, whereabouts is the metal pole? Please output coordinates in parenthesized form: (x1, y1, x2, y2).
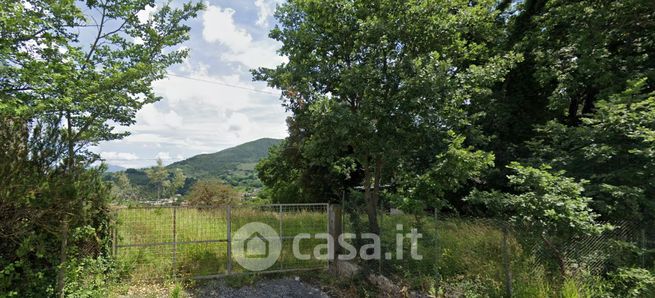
(378, 209, 382, 273)
(434, 208, 440, 281)
(112, 222, 117, 256)
(172, 207, 177, 280)
(227, 205, 232, 275)
(279, 204, 283, 269)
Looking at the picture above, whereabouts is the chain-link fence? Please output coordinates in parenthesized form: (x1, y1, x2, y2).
(112, 203, 329, 280)
(342, 207, 654, 296)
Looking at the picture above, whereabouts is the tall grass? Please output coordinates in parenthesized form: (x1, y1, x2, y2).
(115, 207, 616, 297)
(347, 214, 565, 297)
(114, 206, 328, 282)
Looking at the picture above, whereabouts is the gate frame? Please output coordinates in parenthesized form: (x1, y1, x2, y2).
(112, 203, 335, 280)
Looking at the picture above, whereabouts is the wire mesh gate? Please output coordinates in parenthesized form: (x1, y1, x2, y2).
(112, 203, 329, 280)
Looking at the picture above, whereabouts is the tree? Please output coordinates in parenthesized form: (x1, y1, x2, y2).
(526, 79, 655, 222)
(473, 0, 655, 195)
(145, 158, 169, 199)
(254, 0, 519, 234)
(145, 160, 187, 199)
(0, 0, 202, 295)
(467, 162, 610, 275)
(170, 168, 187, 197)
(111, 172, 138, 203)
(186, 180, 241, 207)
(395, 132, 495, 215)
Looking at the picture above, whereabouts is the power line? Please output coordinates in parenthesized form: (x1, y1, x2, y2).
(166, 73, 280, 95)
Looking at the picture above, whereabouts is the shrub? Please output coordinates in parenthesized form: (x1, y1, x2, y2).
(185, 179, 241, 206)
(609, 267, 655, 297)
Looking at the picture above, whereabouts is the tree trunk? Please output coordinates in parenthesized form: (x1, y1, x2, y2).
(57, 113, 75, 298)
(364, 158, 382, 236)
(363, 161, 379, 235)
(541, 232, 567, 276)
(55, 218, 69, 298)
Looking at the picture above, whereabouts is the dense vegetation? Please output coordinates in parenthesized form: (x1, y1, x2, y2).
(0, 0, 201, 296)
(254, 0, 655, 295)
(2, 0, 654, 296)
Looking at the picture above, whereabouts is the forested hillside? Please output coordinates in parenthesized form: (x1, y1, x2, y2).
(168, 138, 281, 185)
(115, 138, 281, 195)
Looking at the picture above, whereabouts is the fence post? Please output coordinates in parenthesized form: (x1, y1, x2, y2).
(501, 223, 512, 298)
(227, 205, 232, 275)
(328, 204, 342, 272)
(434, 209, 440, 281)
(112, 222, 117, 256)
(172, 207, 177, 280)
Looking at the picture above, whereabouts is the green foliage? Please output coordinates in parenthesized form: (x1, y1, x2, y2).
(144, 158, 186, 199)
(63, 257, 115, 298)
(468, 162, 609, 237)
(0, 0, 201, 296)
(560, 274, 612, 298)
(169, 138, 282, 188)
(255, 0, 520, 233)
(185, 180, 241, 206)
(110, 172, 138, 203)
(527, 79, 655, 222)
(609, 268, 655, 298)
(395, 132, 495, 213)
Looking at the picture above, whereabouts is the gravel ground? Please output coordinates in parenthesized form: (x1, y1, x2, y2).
(191, 277, 330, 298)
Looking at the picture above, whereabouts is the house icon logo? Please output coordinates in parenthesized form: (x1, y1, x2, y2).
(245, 232, 269, 258)
(232, 222, 281, 271)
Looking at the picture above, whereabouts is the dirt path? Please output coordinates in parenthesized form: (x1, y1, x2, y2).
(191, 277, 329, 298)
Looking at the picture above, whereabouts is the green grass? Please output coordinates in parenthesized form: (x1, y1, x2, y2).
(114, 206, 328, 283)
(345, 214, 561, 297)
(115, 208, 610, 297)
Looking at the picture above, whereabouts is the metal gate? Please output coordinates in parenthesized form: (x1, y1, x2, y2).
(112, 203, 329, 280)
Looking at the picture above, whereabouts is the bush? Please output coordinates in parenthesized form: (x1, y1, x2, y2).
(609, 267, 655, 297)
(185, 179, 241, 206)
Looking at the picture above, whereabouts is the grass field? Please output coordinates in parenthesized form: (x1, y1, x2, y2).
(114, 205, 329, 282)
(114, 206, 595, 297)
(346, 213, 561, 297)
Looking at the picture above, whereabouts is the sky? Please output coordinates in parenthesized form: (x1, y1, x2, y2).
(94, 0, 288, 169)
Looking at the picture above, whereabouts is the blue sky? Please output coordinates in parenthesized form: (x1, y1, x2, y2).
(94, 0, 289, 169)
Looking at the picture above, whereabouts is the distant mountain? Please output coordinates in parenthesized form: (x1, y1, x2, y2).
(167, 138, 282, 188)
(111, 138, 282, 196)
(106, 164, 126, 173)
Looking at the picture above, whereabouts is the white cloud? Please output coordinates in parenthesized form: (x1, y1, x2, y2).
(221, 39, 287, 69)
(95, 1, 290, 166)
(254, 0, 283, 27)
(109, 72, 288, 154)
(202, 6, 252, 52)
(136, 105, 183, 130)
(156, 152, 172, 160)
(101, 151, 139, 161)
(136, 5, 157, 24)
(202, 4, 286, 68)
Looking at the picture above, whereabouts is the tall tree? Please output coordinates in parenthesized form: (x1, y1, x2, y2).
(0, 1, 202, 295)
(255, 0, 519, 233)
(145, 158, 170, 199)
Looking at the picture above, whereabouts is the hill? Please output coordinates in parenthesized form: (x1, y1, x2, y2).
(106, 164, 126, 173)
(167, 138, 282, 188)
(111, 138, 282, 196)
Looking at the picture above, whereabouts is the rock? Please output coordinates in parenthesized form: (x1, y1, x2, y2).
(367, 274, 402, 296)
(331, 260, 361, 278)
